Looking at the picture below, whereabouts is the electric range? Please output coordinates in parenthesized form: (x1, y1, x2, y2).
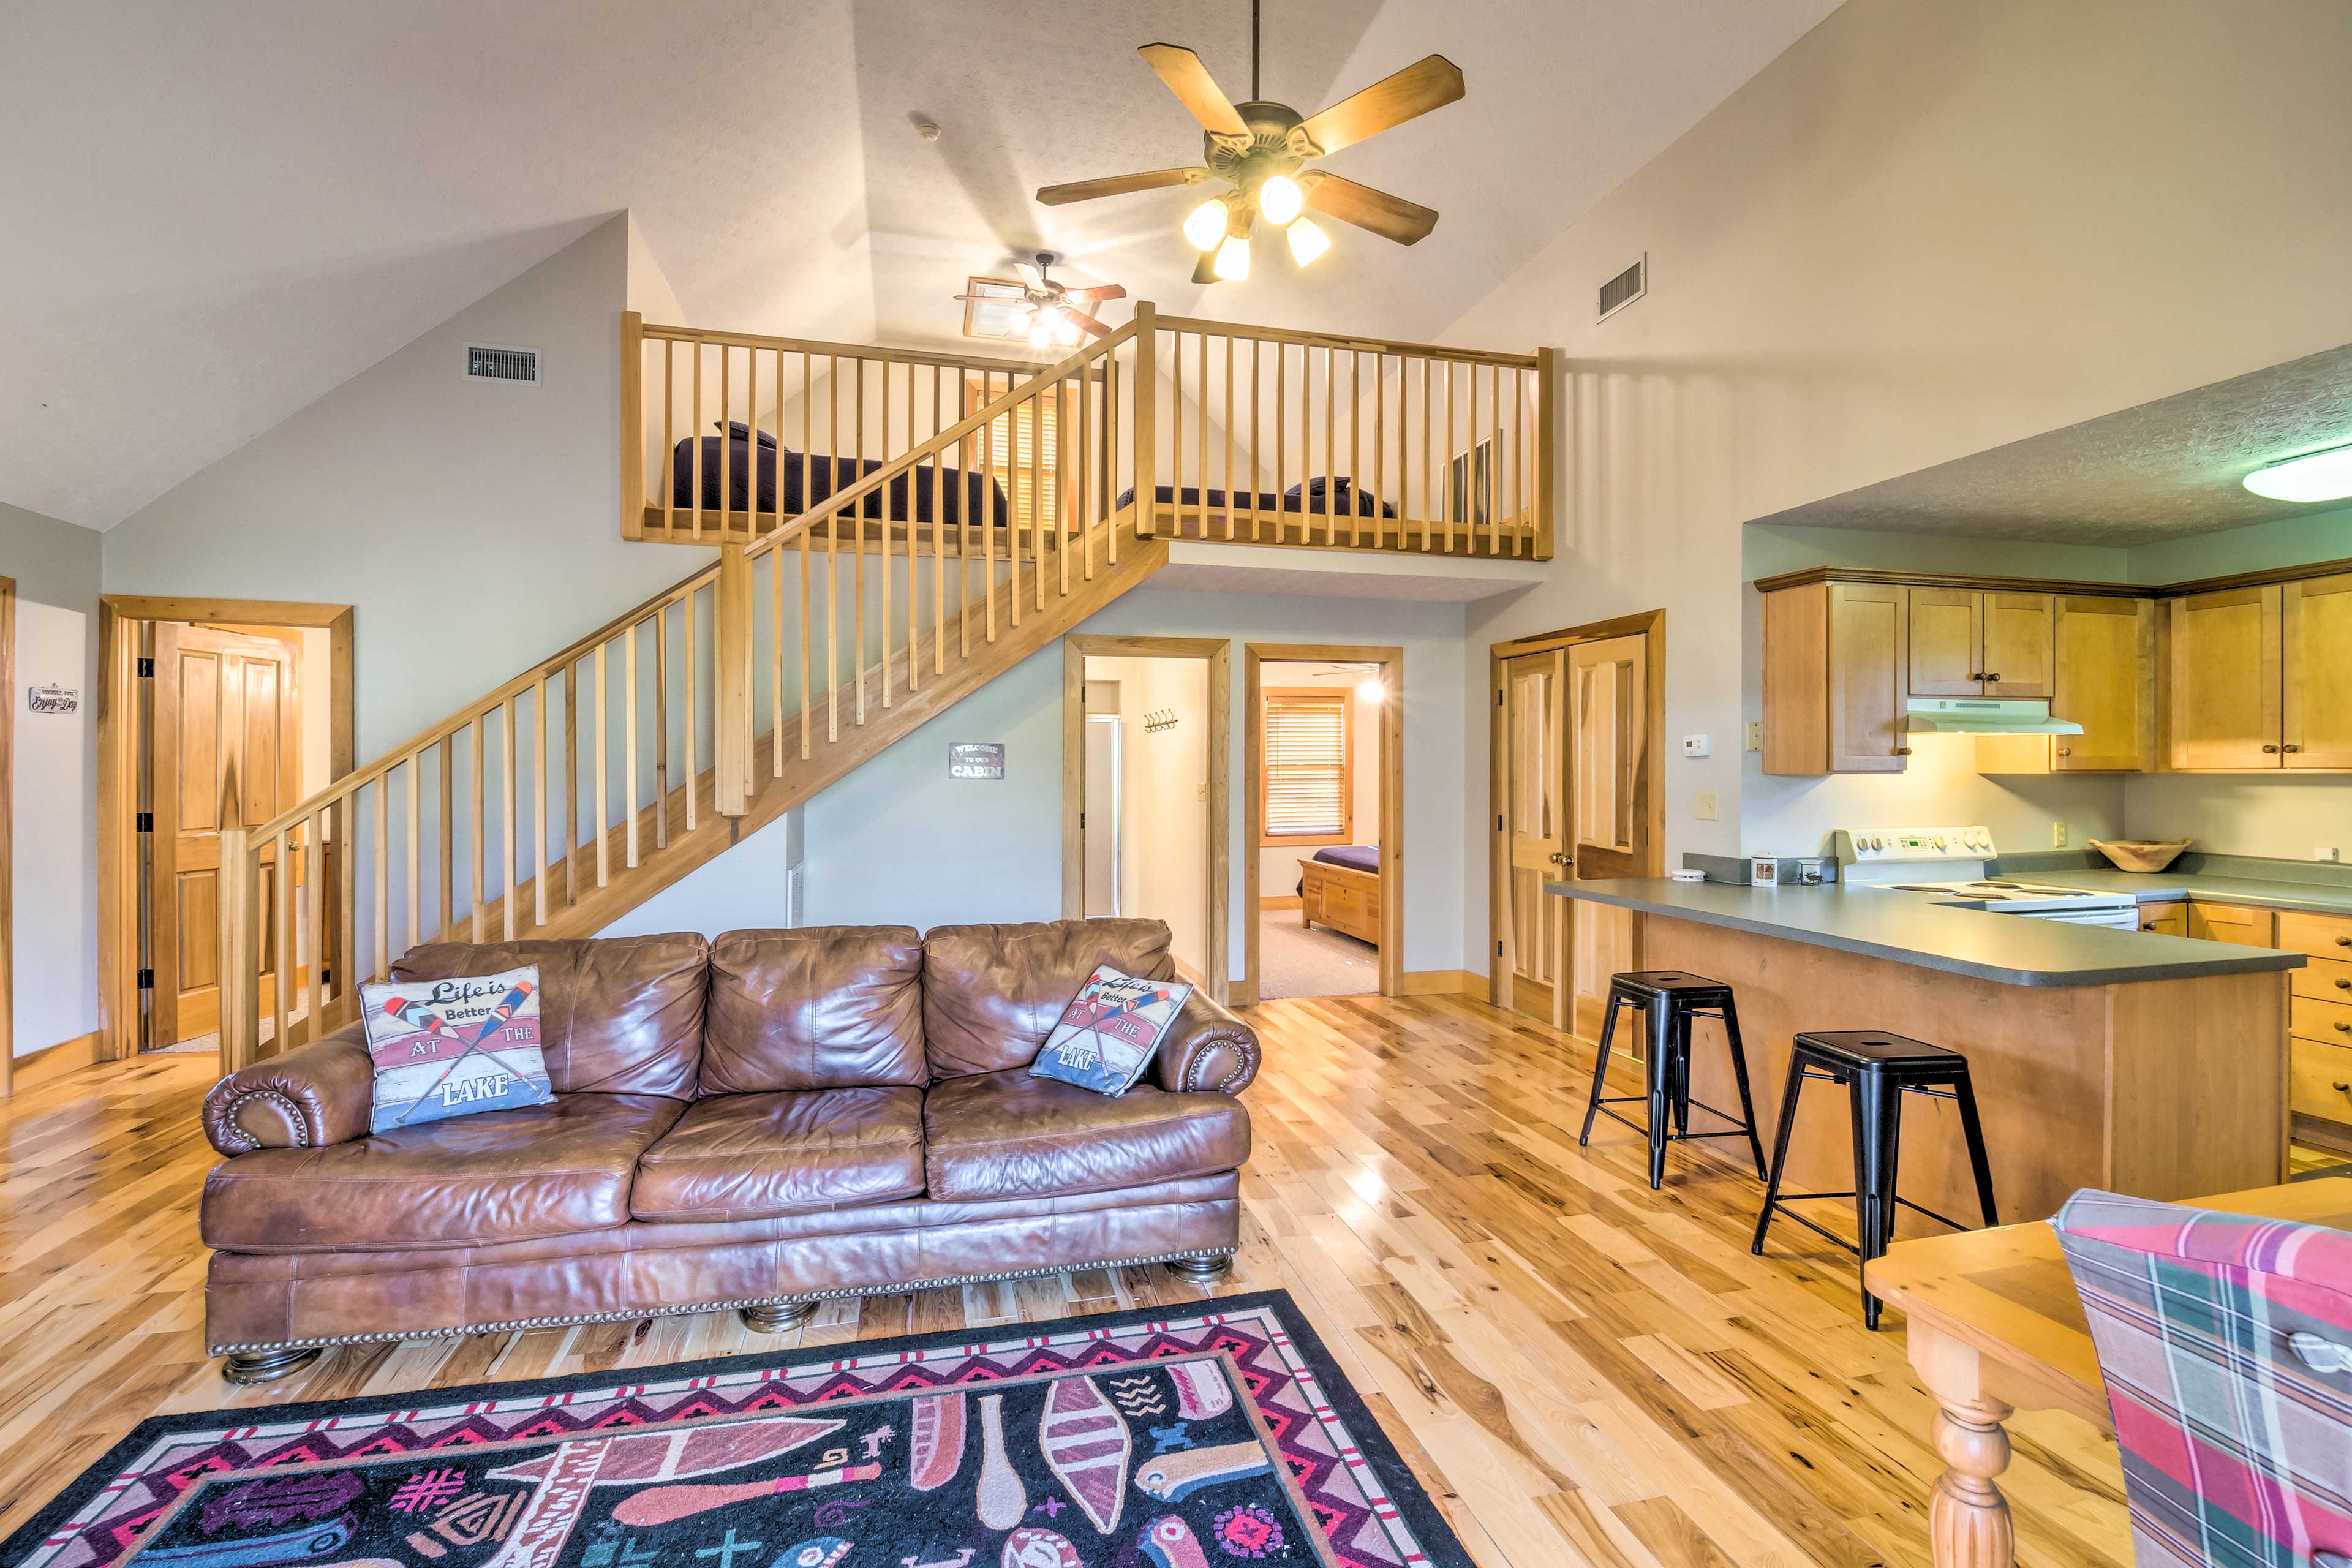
(1828, 826, 2143, 929)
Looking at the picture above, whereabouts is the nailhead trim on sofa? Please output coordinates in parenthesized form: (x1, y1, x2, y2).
(208, 1246, 1238, 1356)
(213, 1090, 314, 1154)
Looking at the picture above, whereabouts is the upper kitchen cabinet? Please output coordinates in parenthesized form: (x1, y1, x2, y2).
(1906, 588, 2054, 698)
(1763, 580, 1909, 774)
(2284, 570, 2352, 769)
(1978, 594, 2157, 774)
(2169, 585, 2282, 769)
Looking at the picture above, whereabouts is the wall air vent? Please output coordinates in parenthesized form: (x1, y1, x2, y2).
(1597, 255, 1646, 322)
(464, 344, 541, 385)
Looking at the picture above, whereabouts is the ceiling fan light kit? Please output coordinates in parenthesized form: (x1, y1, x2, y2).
(954, 252, 1126, 350)
(1033, 5, 1463, 282)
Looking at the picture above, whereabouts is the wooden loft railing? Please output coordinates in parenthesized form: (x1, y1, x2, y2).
(624, 303, 1554, 561)
(214, 323, 1157, 1070)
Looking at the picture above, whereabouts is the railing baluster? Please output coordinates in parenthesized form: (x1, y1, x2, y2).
(1077, 369, 1092, 578)
(272, 826, 291, 1050)
(692, 338, 706, 542)
(905, 364, 921, 691)
(1222, 334, 1235, 541)
(469, 718, 486, 941)
(981, 372, 997, 645)
(593, 643, 609, 887)
(855, 358, 870, 713)
(406, 757, 422, 947)
(372, 780, 388, 981)
(563, 669, 578, 907)
(623, 626, 640, 869)
(1374, 352, 1387, 549)
(684, 587, 698, 830)
(881, 360, 897, 701)
(655, 600, 672, 847)
(1195, 330, 1208, 541)
(771, 536, 787, 771)
(932, 365, 946, 676)
(662, 338, 675, 540)
(718, 343, 732, 542)
(1248, 339, 1262, 541)
(500, 701, 518, 941)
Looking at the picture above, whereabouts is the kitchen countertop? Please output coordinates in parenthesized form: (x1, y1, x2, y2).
(1545, 878, 2308, 988)
(1985, 865, 2352, 919)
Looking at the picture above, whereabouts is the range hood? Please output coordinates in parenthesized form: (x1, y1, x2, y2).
(1904, 698, 2084, 736)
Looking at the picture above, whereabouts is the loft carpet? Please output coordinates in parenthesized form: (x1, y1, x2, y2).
(4, 1291, 1466, 1568)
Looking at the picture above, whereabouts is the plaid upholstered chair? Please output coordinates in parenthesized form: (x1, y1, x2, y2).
(2054, 1189, 2352, 1568)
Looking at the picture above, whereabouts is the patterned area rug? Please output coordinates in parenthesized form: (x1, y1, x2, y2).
(5, 1292, 1468, 1568)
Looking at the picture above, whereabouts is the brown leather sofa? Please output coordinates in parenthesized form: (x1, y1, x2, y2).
(198, 919, 1258, 1383)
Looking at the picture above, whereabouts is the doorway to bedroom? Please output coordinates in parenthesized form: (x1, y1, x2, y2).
(1243, 643, 1401, 1004)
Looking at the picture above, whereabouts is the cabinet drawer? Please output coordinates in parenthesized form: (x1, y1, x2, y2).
(2188, 901, 2277, 946)
(2293, 993, 2352, 1045)
(2291, 1037, 2352, 1128)
(2276, 910, 2352, 961)
(2136, 900, 2186, 936)
(2291, 955, 2352, 1005)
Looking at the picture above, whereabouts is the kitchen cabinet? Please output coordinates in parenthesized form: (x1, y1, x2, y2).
(2187, 900, 2276, 946)
(1972, 595, 2156, 774)
(1762, 581, 1908, 775)
(2283, 571, 2352, 769)
(2280, 909, 2352, 1147)
(1906, 588, 2054, 699)
(2169, 586, 2283, 769)
(2136, 900, 2186, 937)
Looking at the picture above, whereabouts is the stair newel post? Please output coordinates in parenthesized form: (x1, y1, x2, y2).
(715, 540, 755, 817)
(620, 312, 645, 541)
(1534, 344, 1558, 562)
(216, 827, 258, 1073)
(1131, 302, 1158, 540)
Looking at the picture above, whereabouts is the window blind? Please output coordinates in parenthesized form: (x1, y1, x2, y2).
(971, 379, 1060, 532)
(1263, 692, 1351, 839)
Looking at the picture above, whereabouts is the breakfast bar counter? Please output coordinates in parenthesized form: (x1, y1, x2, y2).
(1546, 878, 2300, 1226)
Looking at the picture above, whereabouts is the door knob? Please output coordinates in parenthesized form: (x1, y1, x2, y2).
(1983, 673, 2001, 683)
(2056, 747, 2073, 757)
(1548, 851, 1572, 866)
(1968, 671, 1984, 681)
(2337, 1020, 2350, 1034)
(2285, 744, 2303, 753)
(2336, 978, 2349, 990)
(2263, 744, 2281, 753)
(2337, 935, 2350, 947)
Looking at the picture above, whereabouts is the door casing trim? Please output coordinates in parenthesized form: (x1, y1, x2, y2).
(97, 596, 355, 1068)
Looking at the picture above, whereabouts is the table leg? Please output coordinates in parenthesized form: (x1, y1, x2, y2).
(1909, 1323, 2016, 1568)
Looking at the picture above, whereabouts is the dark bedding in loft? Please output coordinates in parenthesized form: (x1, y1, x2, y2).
(669, 423, 1010, 526)
(1295, 843, 1379, 894)
(1115, 474, 1397, 518)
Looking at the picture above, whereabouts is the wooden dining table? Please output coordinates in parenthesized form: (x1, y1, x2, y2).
(1863, 1174, 2352, 1568)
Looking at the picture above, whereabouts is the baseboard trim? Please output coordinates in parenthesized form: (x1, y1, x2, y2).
(9, 1030, 103, 1093)
(1260, 895, 1303, 911)
(1400, 970, 1488, 1000)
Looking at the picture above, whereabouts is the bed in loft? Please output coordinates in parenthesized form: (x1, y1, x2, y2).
(671, 422, 1010, 527)
(1117, 474, 1396, 526)
(1295, 844, 1381, 947)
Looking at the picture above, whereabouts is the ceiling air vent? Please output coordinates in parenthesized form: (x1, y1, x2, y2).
(464, 344, 540, 385)
(1597, 255, 1646, 322)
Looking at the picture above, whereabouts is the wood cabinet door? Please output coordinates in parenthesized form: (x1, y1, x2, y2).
(2283, 571, 2352, 769)
(2051, 596, 2154, 771)
(1831, 583, 1909, 771)
(2188, 901, 2277, 947)
(1982, 591, 2055, 698)
(2136, 900, 2186, 937)
(1906, 587, 1982, 696)
(2169, 586, 2283, 769)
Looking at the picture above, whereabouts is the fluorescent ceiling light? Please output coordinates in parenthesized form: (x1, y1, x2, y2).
(2244, 442, 2352, 503)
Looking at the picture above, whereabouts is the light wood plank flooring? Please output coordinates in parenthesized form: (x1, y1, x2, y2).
(0, 995, 2130, 1567)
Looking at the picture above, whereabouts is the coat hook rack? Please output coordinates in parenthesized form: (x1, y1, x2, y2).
(1145, 707, 1180, 733)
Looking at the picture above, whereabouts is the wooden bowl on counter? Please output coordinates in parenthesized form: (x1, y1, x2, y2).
(2088, 838, 2192, 873)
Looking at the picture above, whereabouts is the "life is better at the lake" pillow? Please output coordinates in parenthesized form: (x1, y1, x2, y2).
(359, 965, 553, 1134)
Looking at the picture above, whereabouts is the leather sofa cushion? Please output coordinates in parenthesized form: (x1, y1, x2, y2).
(922, 1069, 1250, 1202)
(701, 928, 925, 1093)
(921, 919, 1176, 1077)
(201, 1093, 685, 1253)
(632, 1087, 925, 1222)
(393, 935, 707, 1098)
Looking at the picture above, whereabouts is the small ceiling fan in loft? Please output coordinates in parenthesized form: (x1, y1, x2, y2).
(1035, 1, 1464, 284)
(954, 253, 1128, 350)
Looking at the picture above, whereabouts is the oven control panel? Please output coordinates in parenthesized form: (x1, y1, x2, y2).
(1833, 826, 1996, 864)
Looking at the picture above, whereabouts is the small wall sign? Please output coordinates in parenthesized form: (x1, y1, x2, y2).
(949, 742, 1005, 779)
(27, 684, 79, 715)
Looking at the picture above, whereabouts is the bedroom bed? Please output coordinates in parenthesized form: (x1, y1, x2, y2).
(672, 421, 1010, 526)
(1296, 844, 1381, 947)
(1116, 474, 1396, 529)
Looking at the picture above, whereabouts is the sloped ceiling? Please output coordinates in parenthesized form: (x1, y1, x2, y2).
(0, 0, 1839, 529)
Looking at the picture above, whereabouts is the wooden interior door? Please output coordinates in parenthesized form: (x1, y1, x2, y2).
(1501, 649, 1566, 1023)
(2169, 586, 2282, 769)
(2284, 571, 2352, 769)
(151, 625, 300, 1046)
(1566, 635, 1649, 1041)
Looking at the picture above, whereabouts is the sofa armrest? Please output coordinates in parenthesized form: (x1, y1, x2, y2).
(1153, 990, 1261, 1096)
(203, 1025, 375, 1155)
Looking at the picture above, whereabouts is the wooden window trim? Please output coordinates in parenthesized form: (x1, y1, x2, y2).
(1259, 686, 1354, 848)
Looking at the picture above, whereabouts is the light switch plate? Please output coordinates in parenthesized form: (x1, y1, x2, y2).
(1695, 790, 1719, 821)
(2052, 821, 2069, 848)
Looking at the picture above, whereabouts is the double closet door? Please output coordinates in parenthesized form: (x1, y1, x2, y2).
(1498, 632, 1650, 1036)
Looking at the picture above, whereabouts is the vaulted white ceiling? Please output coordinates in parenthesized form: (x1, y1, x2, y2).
(0, 0, 1839, 529)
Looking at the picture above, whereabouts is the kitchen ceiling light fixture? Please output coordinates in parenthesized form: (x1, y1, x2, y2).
(1035, 0, 1463, 283)
(2243, 440, 2352, 503)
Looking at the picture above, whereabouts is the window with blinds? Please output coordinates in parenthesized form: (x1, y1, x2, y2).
(969, 377, 1060, 532)
(1261, 690, 1352, 845)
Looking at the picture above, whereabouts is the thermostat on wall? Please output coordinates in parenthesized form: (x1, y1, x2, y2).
(1681, 734, 1709, 758)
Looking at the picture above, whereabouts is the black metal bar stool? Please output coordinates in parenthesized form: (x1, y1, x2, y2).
(1750, 1030, 1999, 1329)
(1577, 971, 1767, 1190)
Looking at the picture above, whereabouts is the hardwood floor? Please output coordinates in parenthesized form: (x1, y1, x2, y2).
(0, 995, 2130, 1568)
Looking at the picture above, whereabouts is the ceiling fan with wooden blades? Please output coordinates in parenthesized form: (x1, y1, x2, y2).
(954, 252, 1128, 349)
(1035, 4, 1463, 284)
